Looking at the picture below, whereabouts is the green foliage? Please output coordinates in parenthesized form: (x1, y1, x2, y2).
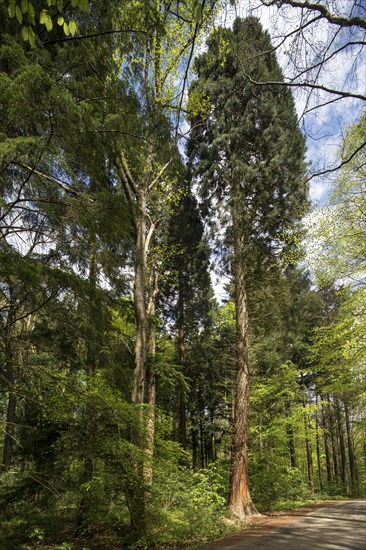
(147, 463, 228, 547)
(305, 110, 366, 287)
(251, 462, 310, 509)
(4, 0, 87, 46)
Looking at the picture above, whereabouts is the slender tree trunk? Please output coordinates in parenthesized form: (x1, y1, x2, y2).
(2, 305, 16, 472)
(192, 427, 200, 470)
(144, 361, 156, 482)
(303, 399, 315, 498)
(178, 385, 187, 449)
(177, 273, 187, 449)
(321, 396, 333, 488)
(133, 190, 148, 408)
(315, 399, 323, 492)
(2, 392, 17, 471)
(287, 426, 296, 468)
(77, 233, 98, 531)
(228, 200, 258, 519)
(285, 400, 296, 468)
(344, 402, 358, 495)
(329, 400, 339, 481)
(129, 181, 150, 534)
(211, 409, 217, 462)
(144, 266, 159, 485)
(335, 399, 349, 494)
(199, 414, 205, 469)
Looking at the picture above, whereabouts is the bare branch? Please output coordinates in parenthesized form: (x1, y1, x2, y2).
(148, 159, 172, 190)
(44, 28, 151, 45)
(13, 163, 78, 196)
(3, 291, 60, 331)
(242, 70, 366, 101)
(307, 139, 366, 181)
(261, 0, 366, 29)
(120, 150, 138, 197)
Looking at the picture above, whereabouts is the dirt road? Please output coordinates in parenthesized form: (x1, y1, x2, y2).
(197, 499, 366, 550)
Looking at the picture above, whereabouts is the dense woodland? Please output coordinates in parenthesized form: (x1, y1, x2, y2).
(0, 0, 365, 548)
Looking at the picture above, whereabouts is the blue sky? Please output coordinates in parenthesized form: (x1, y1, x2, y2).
(217, 0, 366, 204)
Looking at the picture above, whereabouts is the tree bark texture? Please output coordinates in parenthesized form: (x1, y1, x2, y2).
(178, 273, 187, 450)
(315, 404, 323, 492)
(144, 266, 159, 485)
(285, 400, 296, 468)
(344, 402, 358, 495)
(303, 399, 314, 498)
(77, 234, 98, 532)
(2, 391, 17, 471)
(329, 396, 339, 480)
(335, 399, 349, 494)
(2, 306, 16, 472)
(133, 190, 148, 406)
(192, 427, 200, 471)
(321, 396, 333, 486)
(228, 200, 258, 519)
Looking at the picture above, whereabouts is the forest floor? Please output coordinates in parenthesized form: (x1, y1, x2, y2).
(195, 499, 366, 550)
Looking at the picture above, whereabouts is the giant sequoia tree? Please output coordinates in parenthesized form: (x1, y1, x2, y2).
(188, 17, 308, 519)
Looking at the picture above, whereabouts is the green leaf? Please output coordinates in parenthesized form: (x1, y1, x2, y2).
(27, 2, 35, 25)
(16, 5, 23, 23)
(57, 16, 64, 26)
(69, 19, 77, 37)
(21, 25, 29, 40)
(45, 14, 53, 31)
(63, 21, 70, 36)
(28, 27, 35, 48)
(39, 8, 47, 24)
(8, 0, 16, 18)
(21, 0, 28, 14)
(57, 0, 63, 10)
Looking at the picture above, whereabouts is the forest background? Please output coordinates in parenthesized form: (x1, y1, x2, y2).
(0, 0, 365, 549)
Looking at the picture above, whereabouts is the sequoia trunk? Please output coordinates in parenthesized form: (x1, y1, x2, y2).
(228, 199, 258, 519)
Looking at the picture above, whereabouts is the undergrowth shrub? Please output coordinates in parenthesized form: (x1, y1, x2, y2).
(147, 454, 228, 547)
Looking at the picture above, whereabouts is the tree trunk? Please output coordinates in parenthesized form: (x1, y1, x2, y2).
(2, 306, 16, 472)
(144, 362, 156, 483)
(199, 414, 205, 469)
(2, 392, 17, 472)
(329, 400, 339, 480)
(344, 402, 358, 495)
(285, 400, 296, 468)
(228, 203, 258, 519)
(77, 233, 98, 532)
(144, 266, 159, 485)
(178, 273, 187, 449)
(321, 396, 333, 488)
(303, 400, 315, 498)
(133, 190, 148, 408)
(128, 183, 150, 534)
(315, 401, 323, 492)
(192, 427, 200, 470)
(211, 409, 217, 462)
(335, 399, 349, 494)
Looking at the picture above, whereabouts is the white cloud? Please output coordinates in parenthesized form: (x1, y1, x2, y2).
(309, 180, 330, 203)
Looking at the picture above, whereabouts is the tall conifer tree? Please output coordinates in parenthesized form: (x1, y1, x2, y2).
(188, 17, 308, 519)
